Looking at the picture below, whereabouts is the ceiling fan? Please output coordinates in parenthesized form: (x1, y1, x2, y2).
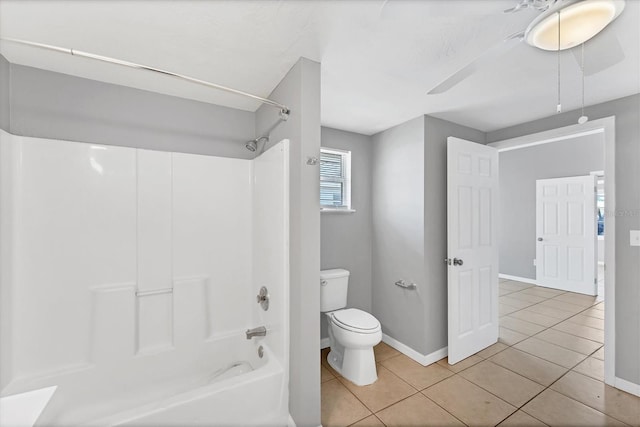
(428, 0, 626, 94)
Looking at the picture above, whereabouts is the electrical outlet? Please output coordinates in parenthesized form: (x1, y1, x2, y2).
(533, 259, 537, 266)
(630, 230, 640, 247)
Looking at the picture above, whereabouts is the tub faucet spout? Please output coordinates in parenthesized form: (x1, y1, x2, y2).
(246, 326, 267, 339)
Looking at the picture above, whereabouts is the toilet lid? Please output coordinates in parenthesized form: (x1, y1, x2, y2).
(332, 309, 380, 332)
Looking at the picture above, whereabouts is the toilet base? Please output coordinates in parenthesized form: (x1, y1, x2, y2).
(327, 347, 378, 386)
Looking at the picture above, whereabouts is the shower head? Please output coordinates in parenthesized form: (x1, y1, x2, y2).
(246, 139, 258, 152)
(245, 136, 269, 153)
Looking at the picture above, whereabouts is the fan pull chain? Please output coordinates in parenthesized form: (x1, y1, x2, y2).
(556, 10, 562, 113)
(579, 42, 589, 124)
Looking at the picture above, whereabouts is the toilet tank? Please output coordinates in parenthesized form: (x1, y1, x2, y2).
(320, 269, 350, 312)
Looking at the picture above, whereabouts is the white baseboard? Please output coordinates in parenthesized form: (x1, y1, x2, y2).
(382, 333, 447, 367)
(320, 337, 330, 350)
(499, 274, 538, 286)
(614, 376, 640, 397)
(323, 332, 447, 367)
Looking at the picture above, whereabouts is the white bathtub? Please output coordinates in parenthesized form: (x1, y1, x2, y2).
(30, 334, 287, 426)
(98, 339, 286, 426)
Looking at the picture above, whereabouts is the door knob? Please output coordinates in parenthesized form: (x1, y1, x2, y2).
(537, 237, 543, 241)
(453, 258, 464, 266)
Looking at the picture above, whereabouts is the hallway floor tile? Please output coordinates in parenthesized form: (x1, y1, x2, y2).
(320, 281, 639, 426)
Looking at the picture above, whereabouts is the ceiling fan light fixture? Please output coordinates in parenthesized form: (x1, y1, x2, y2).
(525, 0, 625, 51)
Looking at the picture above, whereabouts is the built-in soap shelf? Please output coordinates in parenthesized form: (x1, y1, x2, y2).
(136, 288, 173, 297)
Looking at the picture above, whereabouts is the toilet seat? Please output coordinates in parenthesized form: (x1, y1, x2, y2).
(330, 308, 381, 334)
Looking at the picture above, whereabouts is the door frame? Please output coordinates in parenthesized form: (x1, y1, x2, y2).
(487, 116, 616, 388)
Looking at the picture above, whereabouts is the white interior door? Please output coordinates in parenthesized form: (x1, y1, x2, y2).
(447, 137, 499, 364)
(536, 176, 597, 295)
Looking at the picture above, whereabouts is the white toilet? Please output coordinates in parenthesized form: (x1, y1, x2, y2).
(321, 269, 382, 386)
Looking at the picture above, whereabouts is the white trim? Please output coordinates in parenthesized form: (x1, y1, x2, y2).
(487, 124, 605, 152)
(499, 274, 538, 286)
(614, 377, 640, 398)
(603, 117, 616, 387)
(490, 116, 617, 389)
(323, 334, 448, 367)
(320, 208, 356, 214)
(286, 414, 297, 427)
(320, 337, 330, 350)
(320, 146, 350, 156)
(381, 333, 447, 366)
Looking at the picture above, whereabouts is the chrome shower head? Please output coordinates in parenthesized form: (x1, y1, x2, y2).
(246, 139, 258, 152)
(245, 136, 269, 153)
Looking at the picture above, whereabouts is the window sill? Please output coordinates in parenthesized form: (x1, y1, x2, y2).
(321, 208, 356, 214)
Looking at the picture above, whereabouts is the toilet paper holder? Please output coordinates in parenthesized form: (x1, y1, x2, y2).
(394, 280, 417, 290)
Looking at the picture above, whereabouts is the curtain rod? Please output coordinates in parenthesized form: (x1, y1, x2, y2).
(0, 38, 290, 118)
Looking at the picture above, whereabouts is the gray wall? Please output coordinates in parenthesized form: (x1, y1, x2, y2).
(487, 93, 640, 387)
(256, 58, 321, 427)
(423, 116, 486, 354)
(0, 55, 9, 132)
(372, 116, 427, 353)
(370, 115, 484, 356)
(9, 63, 255, 158)
(499, 134, 604, 279)
(320, 127, 373, 341)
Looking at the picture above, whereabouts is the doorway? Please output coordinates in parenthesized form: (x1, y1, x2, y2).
(593, 171, 606, 299)
(486, 117, 616, 387)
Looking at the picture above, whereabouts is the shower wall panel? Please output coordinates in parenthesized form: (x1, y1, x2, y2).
(9, 135, 137, 379)
(172, 152, 253, 340)
(0, 132, 254, 392)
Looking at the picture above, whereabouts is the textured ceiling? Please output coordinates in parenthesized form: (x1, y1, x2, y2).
(0, 0, 638, 135)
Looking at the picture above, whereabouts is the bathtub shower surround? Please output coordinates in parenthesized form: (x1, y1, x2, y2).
(0, 130, 290, 426)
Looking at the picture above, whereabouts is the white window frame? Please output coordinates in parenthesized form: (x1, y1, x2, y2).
(320, 147, 354, 213)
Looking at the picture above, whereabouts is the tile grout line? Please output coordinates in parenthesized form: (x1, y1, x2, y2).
(499, 291, 604, 348)
(326, 377, 377, 427)
(516, 344, 621, 426)
(492, 289, 609, 425)
(339, 360, 422, 420)
(417, 387, 472, 427)
(454, 290, 604, 423)
(486, 286, 607, 424)
(497, 291, 606, 423)
(322, 349, 380, 425)
(514, 309, 633, 427)
(348, 352, 473, 426)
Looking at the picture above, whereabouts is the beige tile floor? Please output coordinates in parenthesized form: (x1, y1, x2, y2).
(321, 279, 640, 427)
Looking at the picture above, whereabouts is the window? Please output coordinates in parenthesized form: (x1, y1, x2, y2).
(597, 194, 605, 236)
(320, 147, 352, 211)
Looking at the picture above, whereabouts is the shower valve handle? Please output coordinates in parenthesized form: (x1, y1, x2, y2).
(256, 286, 269, 311)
